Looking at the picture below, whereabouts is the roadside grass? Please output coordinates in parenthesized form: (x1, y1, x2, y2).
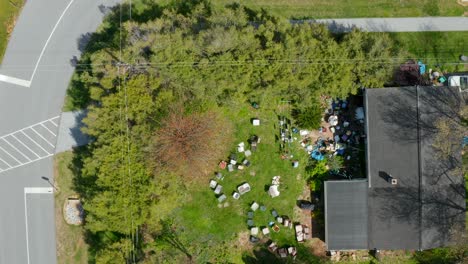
(154, 0, 467, 19)
(0, 0, 24, 63)
(387, 31, 468, 72)
(173, 101, 311, 261)
(228, 0, 467, 19)
(54, 151, 89, 264)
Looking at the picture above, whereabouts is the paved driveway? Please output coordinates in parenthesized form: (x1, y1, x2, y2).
(310, 17, 468, 32)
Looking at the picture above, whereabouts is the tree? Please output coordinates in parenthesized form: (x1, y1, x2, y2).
(151, 109, 233, 178)
(433, 105, 467, 160)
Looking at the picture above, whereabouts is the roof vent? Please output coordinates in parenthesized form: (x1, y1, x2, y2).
(391, 178, 398, 185)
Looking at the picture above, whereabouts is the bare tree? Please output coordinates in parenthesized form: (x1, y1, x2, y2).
(433, 105, 467, 161)
(151, 109, 233, 179)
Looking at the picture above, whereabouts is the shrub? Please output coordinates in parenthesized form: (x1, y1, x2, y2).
(295, 104, 323, 130)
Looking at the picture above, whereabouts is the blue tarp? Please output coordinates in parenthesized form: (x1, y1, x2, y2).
(311, 150, 325, 161)
(418, 61, 426, 75)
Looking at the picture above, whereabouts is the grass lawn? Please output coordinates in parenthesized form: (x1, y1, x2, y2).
(154, 0, 467, 19)
(0, 0, 24, 63)
(54, 151, 89, 264)
(229, 0, 467, 19)
(172, 101, 314, 261)
(388, 31, 468, 72)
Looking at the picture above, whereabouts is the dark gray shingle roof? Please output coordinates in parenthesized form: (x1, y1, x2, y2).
(325, 180, 368, 250)
(365, 86, 466, 250)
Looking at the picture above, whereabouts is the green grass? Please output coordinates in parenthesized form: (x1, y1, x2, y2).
(145, 0, 468, 19)
(54, 152, 89, 264)
(0, 0, 24, 63)
(155, 0, 467, 19)
(173, 101, 311, 260)
(388, 31, 468, 72)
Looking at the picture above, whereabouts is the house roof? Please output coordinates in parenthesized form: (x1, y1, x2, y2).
(325, 86, 466, 251)
(365, 86, 466, 250)
(325, 180, 368, 250)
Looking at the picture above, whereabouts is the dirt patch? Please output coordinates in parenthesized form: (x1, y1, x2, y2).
(237, 231, 254, 251)
(308, 238, 327, 258)
(303, 119, 334, 144)
(294, 185, 312, 226)
(458, 0, 468, 7)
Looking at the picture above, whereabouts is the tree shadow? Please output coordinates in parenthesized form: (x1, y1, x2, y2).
(242, 247, 283, 264)
(379, 86, 463, 144)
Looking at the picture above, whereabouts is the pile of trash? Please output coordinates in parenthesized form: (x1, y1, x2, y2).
(300, 97, 367, 178)
(64, 197, 84, 225)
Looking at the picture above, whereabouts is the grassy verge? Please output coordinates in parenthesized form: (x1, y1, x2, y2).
(388, 31, 468, 72)
(0, 0, 24, 63)
(54, 151, 89, 264)
(169, 0, 467, 19)
(172, 101, 315, 262)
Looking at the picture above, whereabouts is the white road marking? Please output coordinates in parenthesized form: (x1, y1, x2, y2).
(0, 116, 60, 139)
(0, 116, 59, 173)
(29, 128, 55, 148)
(24, 187, 53, 264)
(49, 118, 59, 127)
(24, 190, 31, 264)
(40, 123, 57, 136)
(0, 145, 21, 164)
(0, 0, 75, 87)
(0, 156, 12, 168)
(29, 0, 76, 84)
(2, 138, 32, 161)
(9, 135, 40, 158)
(24, 187, 54, 194)
(0, 74, 31, 87)
(0, 154, 53, 174)
(21, 130, 52, 154)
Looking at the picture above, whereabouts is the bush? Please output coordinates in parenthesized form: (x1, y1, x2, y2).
(327, 155, 344, 172)
(306, 159, 329, 192)
(295, 104, 323, 130)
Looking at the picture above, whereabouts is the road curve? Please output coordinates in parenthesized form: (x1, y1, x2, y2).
(0, 0, 120, 263)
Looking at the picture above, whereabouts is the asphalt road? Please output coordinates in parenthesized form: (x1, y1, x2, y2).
(0, 0, 120, 263)
(312, 17, 468, 32)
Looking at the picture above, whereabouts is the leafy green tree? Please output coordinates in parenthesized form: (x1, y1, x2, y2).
(295, 104, 323, 130)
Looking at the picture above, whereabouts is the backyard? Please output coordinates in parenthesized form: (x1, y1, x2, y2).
(0, 0, 24, 62)
(170, 101, 321, 262)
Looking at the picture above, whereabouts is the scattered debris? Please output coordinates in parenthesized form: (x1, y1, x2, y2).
(64, 197, 84, 225)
